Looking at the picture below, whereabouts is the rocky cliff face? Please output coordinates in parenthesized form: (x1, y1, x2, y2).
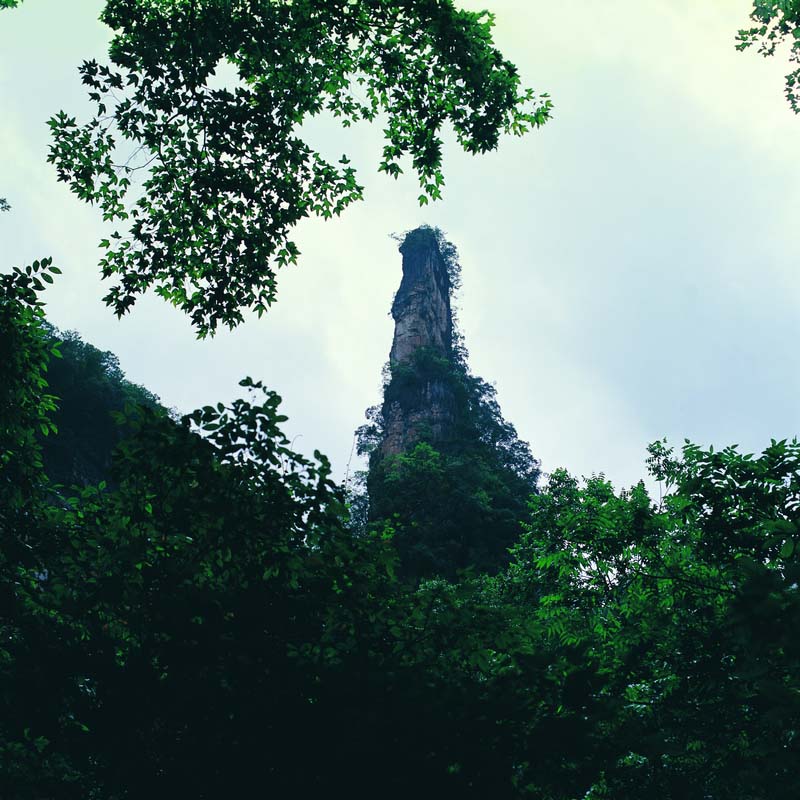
(365, 226, 540, 579)
(380, 227, 457, 458)
(389, 228, 453, 364)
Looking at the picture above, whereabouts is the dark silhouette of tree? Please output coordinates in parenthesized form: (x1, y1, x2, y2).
(48, 0, 551, 335)
(38, 326, 162, 488)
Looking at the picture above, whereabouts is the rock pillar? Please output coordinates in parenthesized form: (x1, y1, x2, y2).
(380, 227, 457, 457)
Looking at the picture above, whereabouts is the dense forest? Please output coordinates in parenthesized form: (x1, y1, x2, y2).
(3, 1, 800, 798)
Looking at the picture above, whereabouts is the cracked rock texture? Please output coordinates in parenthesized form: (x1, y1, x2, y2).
(380, 228, 457, 458)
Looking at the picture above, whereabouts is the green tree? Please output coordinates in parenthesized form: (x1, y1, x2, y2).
(506, 440, 800, 798)
(5, 265, 800, 799)
(0, 272, 582, 798)
(0, 257, 87, 794)
(0, 258, 61, 511)
(39, 326, 162, 487)
(737, 0, 800, 112)
(0, 268, 606, 799)
(48, 0, 551, 335)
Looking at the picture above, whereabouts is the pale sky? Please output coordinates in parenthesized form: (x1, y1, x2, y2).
(2, 0, 799, 491)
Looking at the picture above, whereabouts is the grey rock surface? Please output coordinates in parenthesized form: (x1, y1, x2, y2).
(389, 228, 452, 365)
(380, 228, 457, 458)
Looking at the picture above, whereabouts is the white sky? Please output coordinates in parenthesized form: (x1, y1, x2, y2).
(2, 0, 799, 491)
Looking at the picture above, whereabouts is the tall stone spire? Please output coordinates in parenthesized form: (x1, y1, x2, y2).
(389, 227, 453, 365)
(365, 226, 539, 578)
(379, 227, 457, 457)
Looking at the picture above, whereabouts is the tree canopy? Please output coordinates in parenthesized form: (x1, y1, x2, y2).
(4, 268, 800, 796)
(737, 0, 800, 112)
(38, 326, 162, 487)
(45, 0, 551, 335)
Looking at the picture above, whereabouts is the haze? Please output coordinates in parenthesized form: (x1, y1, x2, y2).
(2, 0, 798, 489)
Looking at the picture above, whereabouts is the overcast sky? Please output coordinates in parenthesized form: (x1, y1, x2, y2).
(2, 0, 799, 491)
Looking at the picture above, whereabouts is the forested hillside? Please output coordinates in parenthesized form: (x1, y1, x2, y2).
(39, 327, 162, 488)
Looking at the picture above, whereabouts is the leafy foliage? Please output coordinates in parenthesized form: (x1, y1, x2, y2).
(40, 326, 162, 487)
(0, 258, 61, 508)
(48, 0, 551, 335)
(0, 273, 582, 798)
(365, 350, 540, 579)
(4, 263, 800, 798)
(0, 257, 77, 792)
(737, 0, 800, 112)
(506, 440, 800, 797)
